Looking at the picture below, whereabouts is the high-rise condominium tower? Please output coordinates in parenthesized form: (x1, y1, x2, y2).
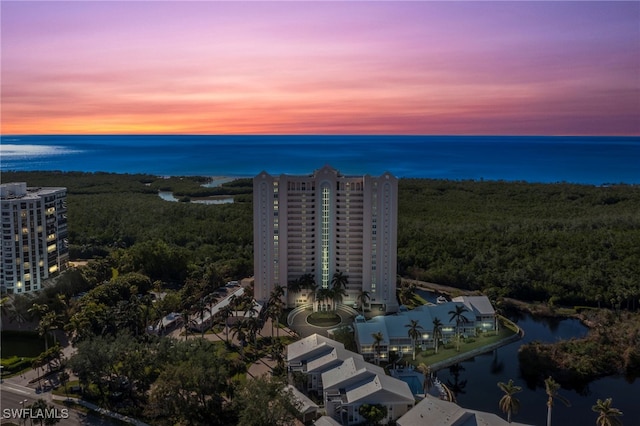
(1, 182, 69, 294)
(254, 165, 398, 313)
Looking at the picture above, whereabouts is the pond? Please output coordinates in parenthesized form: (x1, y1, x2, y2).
(157, 191, 234, 205)
(1, 330, 48, 357)
(157, 177, 237, 204)
(432, 312, 638, 425)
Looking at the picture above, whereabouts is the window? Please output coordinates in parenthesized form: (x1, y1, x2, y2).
(321, 184, 331, 288)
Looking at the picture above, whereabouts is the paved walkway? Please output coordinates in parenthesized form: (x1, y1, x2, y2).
(165, 316, 295, 383)
(400, 278, 477, 297)
(168, 317, 297, 344)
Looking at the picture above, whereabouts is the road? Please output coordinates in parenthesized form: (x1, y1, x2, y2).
(1, 382, 117, 426)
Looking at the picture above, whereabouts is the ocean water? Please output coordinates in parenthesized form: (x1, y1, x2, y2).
(1, 135, 639, 184)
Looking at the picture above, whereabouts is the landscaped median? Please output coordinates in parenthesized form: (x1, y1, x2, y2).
(405, 316, 522, 371)
(50, 394, 150, 426)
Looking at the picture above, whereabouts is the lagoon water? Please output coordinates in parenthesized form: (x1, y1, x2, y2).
(434, 313, 636, 426)
(414, 290, 637, 424)
(2, 135, 639, 184)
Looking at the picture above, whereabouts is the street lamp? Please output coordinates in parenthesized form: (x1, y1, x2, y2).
(19, 399, 28, 426)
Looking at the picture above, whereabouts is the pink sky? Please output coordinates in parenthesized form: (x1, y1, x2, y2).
(1, 1, 638, 135)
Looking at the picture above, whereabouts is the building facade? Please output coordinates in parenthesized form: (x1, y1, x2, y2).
(287, 334, 414, 425)
(354, 298, 495, 362)
(254, 165, 398, 312)
(1, 182, 69, 294)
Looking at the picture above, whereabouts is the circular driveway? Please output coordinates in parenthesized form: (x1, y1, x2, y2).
(288, 307, 356, 338)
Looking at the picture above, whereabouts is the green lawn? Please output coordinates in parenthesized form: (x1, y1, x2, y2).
(402, 326, 516, 367)
(307, 312, 341, 327)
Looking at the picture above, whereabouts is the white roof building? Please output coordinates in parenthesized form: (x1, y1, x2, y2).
(285, 384, 319, 423)
(452, 296, 496, 316)
(288, 334, 354, 392)
(287, 334, 414, 425)
(354, 301, 482, 361)
(314, 417, 342, 426)
(397, 395, 532, 426)
(288, 334, 346, 367)
(288, 332, 528, 426)
(453, 296, 498, 331)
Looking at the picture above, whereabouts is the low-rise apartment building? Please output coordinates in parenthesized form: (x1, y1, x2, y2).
(287, 334, 414, 425)
(354, 297, 495, 361)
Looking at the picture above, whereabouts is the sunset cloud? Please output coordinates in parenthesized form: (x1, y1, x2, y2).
(2, 1, 638, 135)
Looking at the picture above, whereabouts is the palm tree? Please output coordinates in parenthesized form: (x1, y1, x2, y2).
(195, 297, 209, 338)
(448, 305, 470, 351)
(399, 283, 413, 306)
(140, 293, 155, 333)
(299, 273, 316, 291)
(357, 290, 370, 315)
(32, 356, 45, 391)
(544, 376, 571, 426)
(28, 399, 50, 426)
(331, 270, 349, 291)
(372, 331, 384, 365)
(239, 290, 256, 313)
(59, 370, 70, 400)
(417, 363, 432, 394)
(432, 317, 443, 354)
(266, 301, 283, 338)
(330, 285, 348, 311)
(37, 311, 62, 352)
(405, 319, 423, 361)
(29, 303, 53, 350)
(1, 297, 27, 326)
(497, 379, 522, 423)
(243, 300, 260, 319)
(316, 287, 332, 312)
(269, 338, 286, 374)
(592, 398, 623, 426)
(331, 271, 349, 310)
(270, 284, 285, 303)
(244, 316, 261, 345)
(287, 278, 303, 306)
(28, 302, 49, 320)
(230, 319, 247, 350)
(181, 310, 191, 341)
(301, 274, 318, 305)
(43, 344, 63, 373)
(220, 304, 234, 343)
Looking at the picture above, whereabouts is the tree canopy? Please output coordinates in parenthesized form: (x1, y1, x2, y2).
(4, 171, 639, 308)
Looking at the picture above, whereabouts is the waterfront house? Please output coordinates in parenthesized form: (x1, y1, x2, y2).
(354, 300, 487, 361)
(453, 295, 498, 331)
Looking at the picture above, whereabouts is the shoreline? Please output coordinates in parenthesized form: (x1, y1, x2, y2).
(3, 169, 640, 186)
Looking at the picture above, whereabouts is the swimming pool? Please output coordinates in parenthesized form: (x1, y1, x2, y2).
(398, 375, 423, 395)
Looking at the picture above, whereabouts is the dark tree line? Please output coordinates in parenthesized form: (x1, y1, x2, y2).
(4, 171, 639, 308)
(397, 179, 640, 308)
